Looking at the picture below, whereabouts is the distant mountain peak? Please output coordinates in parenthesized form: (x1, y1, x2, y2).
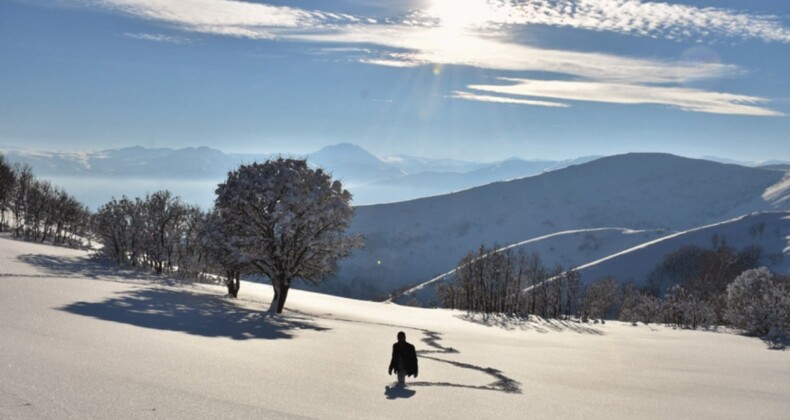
(310, 143, 382, 165)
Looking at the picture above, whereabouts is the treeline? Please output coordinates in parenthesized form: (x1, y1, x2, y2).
(439, 242, 789, 341)
(2, 156, 358, 313)
(92, 191, 212, 278)
(92, 158, 360, 313)
(437, 246, 581, 317)
(0, 153, 91, 246)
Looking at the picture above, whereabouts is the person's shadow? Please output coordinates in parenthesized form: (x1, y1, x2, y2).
(384, 384, 416, 400)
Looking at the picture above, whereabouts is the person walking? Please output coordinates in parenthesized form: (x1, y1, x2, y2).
(388, 331, 418, 386)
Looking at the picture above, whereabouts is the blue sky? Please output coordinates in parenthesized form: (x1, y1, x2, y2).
(1, 0, 788, 161)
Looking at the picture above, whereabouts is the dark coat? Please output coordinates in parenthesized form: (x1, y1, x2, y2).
(389, 341, 418, 377)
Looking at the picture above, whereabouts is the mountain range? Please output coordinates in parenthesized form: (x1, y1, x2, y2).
(319, 153, 790, 300)
(0, 144, 603, 207)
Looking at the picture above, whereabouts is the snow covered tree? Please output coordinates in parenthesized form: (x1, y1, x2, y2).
(620, 288, 662, 325)
(202, 208, 247, 298)
(93, 197, 134, 263)
(563, 268, 581, 318)
(579, 277, 618, 322)
(214, 158, 362, 313)
(142, 190, 188, 274)
(662, 285, 714, 329)
(0, 153, 15, 230)
(726, 267, 789, 338)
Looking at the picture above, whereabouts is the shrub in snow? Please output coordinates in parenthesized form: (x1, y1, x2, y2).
(662, 285, 714, 329)
(620, 292, 662, 325)
(725, 267, 789, 338)
(214, 158, 361, 314)
(93, 191, 202, 276)
(580, 277, 619, 321)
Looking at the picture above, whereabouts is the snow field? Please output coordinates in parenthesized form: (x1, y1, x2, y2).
(1, 236, 788, 419)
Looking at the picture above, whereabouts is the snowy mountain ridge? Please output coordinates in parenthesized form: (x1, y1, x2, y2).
(324, 153, 789, 300)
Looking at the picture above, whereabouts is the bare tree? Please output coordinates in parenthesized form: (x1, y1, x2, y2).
(0, 153, 16, 230)
(580, 277, 618, 322)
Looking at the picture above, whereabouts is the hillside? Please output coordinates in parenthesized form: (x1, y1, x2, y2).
(575, 211, 790, 287)
(392, 212, 790, 306)
(1, 236, 788, 419)
(325, 153, 789, 299)
(351, 156, 600, 204)
(388, 227, 669, 305)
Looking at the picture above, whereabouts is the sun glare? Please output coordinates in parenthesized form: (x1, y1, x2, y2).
(425, 0, 505, 29)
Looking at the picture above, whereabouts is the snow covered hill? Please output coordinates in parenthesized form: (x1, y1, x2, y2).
(350, 156, 600, 204)
(326, 153, 789, 299)
(575, 211, 790, 287)
(388, 227, 669, 305)
(1, 236, 788, 419)
(392, 212, 790, 306)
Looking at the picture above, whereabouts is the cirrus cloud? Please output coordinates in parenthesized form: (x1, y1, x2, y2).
(464, 78, 784, 116)
(85, 0, 786, 116)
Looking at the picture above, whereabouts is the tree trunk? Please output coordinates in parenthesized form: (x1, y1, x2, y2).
(226, 270, 240, 298)
(269, 277, 290, 314)
(276, 283, 290, 314)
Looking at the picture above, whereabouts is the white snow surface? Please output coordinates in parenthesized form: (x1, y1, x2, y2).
(1, 236, 789, 419)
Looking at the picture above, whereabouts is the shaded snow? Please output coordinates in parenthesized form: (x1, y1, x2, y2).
(576, 211, 790, 286)
(1, 236, 788, 419)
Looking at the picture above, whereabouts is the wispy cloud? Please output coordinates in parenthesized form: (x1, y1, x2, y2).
(465, 78, 784, 116)
(86, 0, 786, 116)
(451, 90, 568, 108)
(92, 0, 790, 44)
(497, 0, 790, 44)
(92, 0, 349, 39)
(124, 32, 191, 44)
(291, 25, 738, 84)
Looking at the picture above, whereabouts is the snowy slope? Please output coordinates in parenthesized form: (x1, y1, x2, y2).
(1, 236, 788, 419)
(575, 211, 790, 286)
(351, 156, 600, 204)
(328, 153, 788, 299)
(387, 227, 668, 305)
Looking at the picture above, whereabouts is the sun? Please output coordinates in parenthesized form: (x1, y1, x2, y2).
(425, 0, 504, 30)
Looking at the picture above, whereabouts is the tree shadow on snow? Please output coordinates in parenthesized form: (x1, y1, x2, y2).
(59, 287, 329, 340)
(17, 253, 162, 282)
(384, 384, 416, 399)
(458, 313, 603, 335)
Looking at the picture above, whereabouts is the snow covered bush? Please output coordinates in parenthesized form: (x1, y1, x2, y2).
(93, 191, 202, 275)
(214, 158, 362, 314)
(662, 285, 714, 329)
(620, 292, 662, 325)
(725, 267, 789, 338)
(580, 277, 619, 321)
